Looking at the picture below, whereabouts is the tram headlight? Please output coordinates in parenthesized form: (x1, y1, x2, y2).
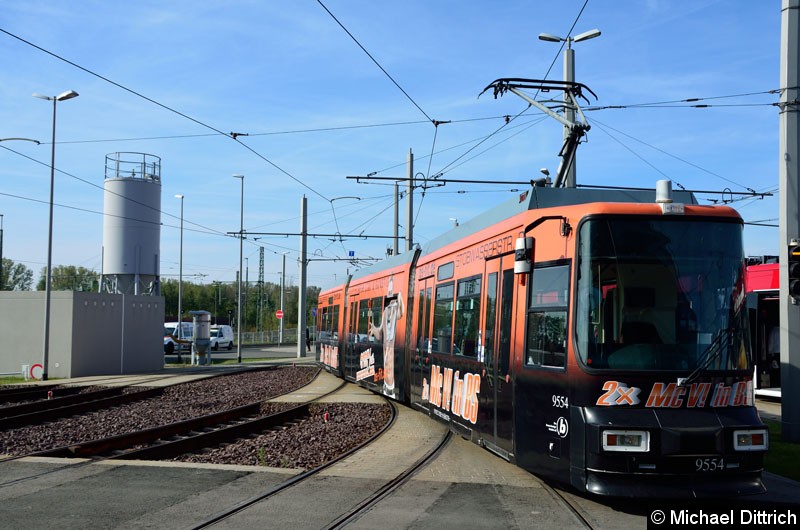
(602, 430, 650, 452)
(733, 429, 768, 451)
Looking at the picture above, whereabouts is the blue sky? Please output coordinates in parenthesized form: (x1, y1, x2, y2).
(0, 1, 782, 289)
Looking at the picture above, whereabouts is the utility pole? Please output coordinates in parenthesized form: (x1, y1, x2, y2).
(779, 0, 800, 442)
(245, 257, 249, 332)
(406, 149, 414, 252)
(393, 182, 399, 255)
(258, 247, 264, 333)
(280, 253, 286, 344)
(298, 195, 307, 358)
(233, 173, 244, 363)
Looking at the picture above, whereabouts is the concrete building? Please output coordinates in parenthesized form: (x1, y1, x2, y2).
(0, 291, 164, 378)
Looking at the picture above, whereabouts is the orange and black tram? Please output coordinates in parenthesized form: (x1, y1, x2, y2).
(315, 185, 768, 497)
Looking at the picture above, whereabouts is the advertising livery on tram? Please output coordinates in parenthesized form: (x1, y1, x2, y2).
(316, 184, 767, 498)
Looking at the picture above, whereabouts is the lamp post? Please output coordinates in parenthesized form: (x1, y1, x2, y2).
(33, 90, 78, 381)
(174, 194, 184, 349)
(538, 29, 600, 188)
(233, 174, 244, 363)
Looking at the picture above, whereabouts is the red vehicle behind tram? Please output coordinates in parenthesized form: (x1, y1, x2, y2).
(745, 258, 782, 397)
(316, 185, 768, 498)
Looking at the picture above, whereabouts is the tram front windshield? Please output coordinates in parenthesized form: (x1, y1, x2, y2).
(576, 217, 749, 372)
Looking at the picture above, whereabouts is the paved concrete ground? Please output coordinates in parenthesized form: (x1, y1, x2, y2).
(2, 364, 797, 529)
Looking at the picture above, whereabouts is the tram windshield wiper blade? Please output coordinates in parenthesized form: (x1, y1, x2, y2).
(681, 328, 731, 387)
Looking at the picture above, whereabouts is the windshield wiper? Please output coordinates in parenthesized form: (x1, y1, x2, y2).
(680, 328, 732, 387)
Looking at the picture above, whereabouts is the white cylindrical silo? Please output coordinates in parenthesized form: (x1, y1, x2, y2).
(101, 152, 161, 295)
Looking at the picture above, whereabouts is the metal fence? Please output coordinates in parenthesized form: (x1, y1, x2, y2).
(237, 326, 316, 345)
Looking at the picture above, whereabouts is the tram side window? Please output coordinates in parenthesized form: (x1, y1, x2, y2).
(331, 305, 340, 341)
(356, 298, 383, 344)
(357, 300, 370, 343)
(499, 269, 514, 375)
(454, 276, 481, 357)
(368, 297, 383, 345)
(417, 287, 432, 353)
(348, 301, 358, 343)
(432, 283, 455, 354)
(316, 307, 324, 339)
(319, 307, 330, 341)
(526, 264, 569, 369)
(483, 273, 498, 366)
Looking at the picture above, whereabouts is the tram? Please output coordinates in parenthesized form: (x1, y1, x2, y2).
(316, 183, 768, 498)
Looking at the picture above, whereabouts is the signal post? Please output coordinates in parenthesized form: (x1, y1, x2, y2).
(779, 0, 800, 441)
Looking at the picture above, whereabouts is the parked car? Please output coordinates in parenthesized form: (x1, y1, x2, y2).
(210, 325, 234, 351)
(164, 322, 193, 354)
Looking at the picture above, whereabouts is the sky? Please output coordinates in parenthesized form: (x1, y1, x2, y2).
(0, 0, 783, 290)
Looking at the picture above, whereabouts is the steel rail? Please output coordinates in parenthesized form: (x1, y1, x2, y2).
(111, 376, 333, 462)
(0, 387, 164, 429)
(0, 384, 61, 403)
(189, 397, 399, 530)
(325, 428, 454, 529)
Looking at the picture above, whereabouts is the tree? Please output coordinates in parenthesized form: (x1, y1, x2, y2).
(37, 265, 99, 291)
(1, 258, 33, 291)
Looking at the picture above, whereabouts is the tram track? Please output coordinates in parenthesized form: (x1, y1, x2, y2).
(188, 400, 452, 530)
(0, 386, 165, 429)
(0, 372, 207, 428)
(0, 367, 364, 489)
(0, 383, 73, 404)
(324, 425, 453, 530)
(0, 371, 647, 529)
(0, 366, 319, 465)
(541, 482, 597, 530)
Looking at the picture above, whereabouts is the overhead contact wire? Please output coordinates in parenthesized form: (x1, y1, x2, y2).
(0, 27, 327, 202)
(315, 0, 434, 124)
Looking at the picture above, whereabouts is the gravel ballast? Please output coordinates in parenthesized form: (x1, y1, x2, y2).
(0, 367, 317, 455)
(176, 402, 392, 469)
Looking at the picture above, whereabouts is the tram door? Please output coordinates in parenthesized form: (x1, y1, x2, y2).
(482, 255, 514, 455)
(413, 277, 433, 405)
(345, 299, 359, 381)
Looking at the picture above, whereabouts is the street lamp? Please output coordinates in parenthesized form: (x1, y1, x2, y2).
(538, 28, 600, 188)
(33, 89, 79, 381)
(0, 137, 41, 145)
(232, 173, 244, 363)
(174, 194, 184, 352)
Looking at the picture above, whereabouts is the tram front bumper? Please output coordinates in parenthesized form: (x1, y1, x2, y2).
(577, 406, 768, 498)
(583, 469, 765, 498)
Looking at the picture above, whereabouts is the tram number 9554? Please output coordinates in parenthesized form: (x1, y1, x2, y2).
(552, 395, 569, 409)
(695, 457, 725, 472)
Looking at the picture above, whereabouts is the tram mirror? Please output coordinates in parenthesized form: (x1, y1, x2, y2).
(514, 237, 534, 274)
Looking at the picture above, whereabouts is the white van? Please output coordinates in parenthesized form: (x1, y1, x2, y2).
(210, 325, 234, 351)
(164, 322, 193, 354)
